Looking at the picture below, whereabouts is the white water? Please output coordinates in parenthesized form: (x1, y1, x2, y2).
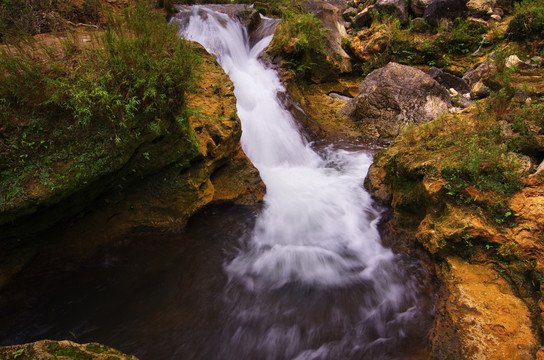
(173, 7, 431, 359)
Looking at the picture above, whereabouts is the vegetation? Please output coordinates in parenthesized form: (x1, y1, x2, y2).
(268, 9, 330, 80)
(0, 0, 103, 40)
(0, 0, 202, 218)
(507, 0, 544, 41)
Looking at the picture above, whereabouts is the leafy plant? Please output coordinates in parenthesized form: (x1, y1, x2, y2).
(268, 6, 330, 80)
(508, 0, 544, 41)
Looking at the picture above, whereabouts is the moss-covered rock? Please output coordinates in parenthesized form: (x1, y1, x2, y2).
(0, 340, 138, 360)
(365, 67, 544, 358)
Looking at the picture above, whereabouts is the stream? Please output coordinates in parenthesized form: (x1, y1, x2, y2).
(0, 5, 434, 360)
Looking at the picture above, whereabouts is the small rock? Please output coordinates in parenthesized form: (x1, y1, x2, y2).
(506, 54, 521, 68)
(472, 82, 490, 99)
(449, 88, 459, 97)
(531, 56, 543, 66)
(411, 17, 430, 32)
(343, 7, 358, 21)
(428, 66, 471, 94)
(490, 14, 501, 21)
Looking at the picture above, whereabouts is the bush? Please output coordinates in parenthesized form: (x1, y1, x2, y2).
(268, 10, 329, 79)
(0, 0, 202, 208)
(508, 0, 544, 41)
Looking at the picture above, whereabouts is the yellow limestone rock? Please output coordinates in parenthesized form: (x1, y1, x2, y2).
(436, 257, 537, 359)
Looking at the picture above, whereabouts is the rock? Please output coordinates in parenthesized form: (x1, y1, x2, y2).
(338, 62, 451, 139)
(0, 340, 138, 360)
(424, 0, 468, 25)
(452, 93, 473, 108)
(471, 81, 490, 99)
(343, 6, 358, 21)
(411, 17, 430, 32)
(505, 54, 521, 68)
(375, 0, 409, 24)
(463, 56, 497, 94)
(353, 5, 375, 28)
(410, 0, 434, 16)
(431, 257, 538, 359)
(302, 0, 352, 73)
(490, 13, 501, 21)
(428, 66, 471, 94)
(467, 0, 495, 18)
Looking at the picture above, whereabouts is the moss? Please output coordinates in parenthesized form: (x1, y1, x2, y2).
(85, 344, 107, 354)
(45, 341, 93, 360)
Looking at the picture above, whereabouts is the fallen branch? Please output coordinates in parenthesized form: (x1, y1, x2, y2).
(66, 20, 99, 30)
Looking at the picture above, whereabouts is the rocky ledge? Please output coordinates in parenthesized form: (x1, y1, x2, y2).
(0, 340, 138, 360)
(0, 46, 264, 290)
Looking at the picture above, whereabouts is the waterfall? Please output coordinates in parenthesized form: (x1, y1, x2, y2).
(172, 6, 431, 359)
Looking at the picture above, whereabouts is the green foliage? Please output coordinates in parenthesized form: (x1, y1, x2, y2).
(0, 1, 202, 211)
(268, 6, 330, 80)
(508, 0, 544, 41)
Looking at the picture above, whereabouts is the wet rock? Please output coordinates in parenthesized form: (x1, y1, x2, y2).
(338, 62, 451, 139)
(428, 66, 471, 94)
(0, 340, 138, 360)
(424, 0, 468, 25)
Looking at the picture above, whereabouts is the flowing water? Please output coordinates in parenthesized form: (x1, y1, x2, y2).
(0, 5, 434, 360)
(172, 6, 433, 360)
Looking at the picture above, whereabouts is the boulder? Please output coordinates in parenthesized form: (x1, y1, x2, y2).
(466, 0, 495, 17)
(375, 0, 409, 24)
(0, 340, 138, 360)
(424, 0, 468, 25)
(353, 5, 375, 28)
(428, 67, 471, 94)
(431, 257, 538, 359)
(410, 0, 434, 16)
(462, 56, 496, 90)
(338, 62, 451, 139)
(302, 0, 352, 73)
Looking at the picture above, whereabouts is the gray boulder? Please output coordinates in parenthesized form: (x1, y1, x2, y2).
(410, 0, 434, 16)
(428, 67, 471, 94)
(338, 62, 452, 139)
(375, 0, 409, 24)
(424, 0, 468, 25)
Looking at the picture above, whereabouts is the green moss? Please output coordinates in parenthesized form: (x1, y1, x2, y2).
(85, 344, 107, 354)
(46, 341, 93, 360)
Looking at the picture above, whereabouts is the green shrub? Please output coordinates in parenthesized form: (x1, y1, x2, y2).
(0, 0, 202, 209)
(508, 0, 544, 40)
(268, 10, 329, 79)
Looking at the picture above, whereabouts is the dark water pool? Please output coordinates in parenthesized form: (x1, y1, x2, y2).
(0, 203, 434, 360)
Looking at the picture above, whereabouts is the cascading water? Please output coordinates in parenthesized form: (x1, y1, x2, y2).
(172, 6, 433, 360)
